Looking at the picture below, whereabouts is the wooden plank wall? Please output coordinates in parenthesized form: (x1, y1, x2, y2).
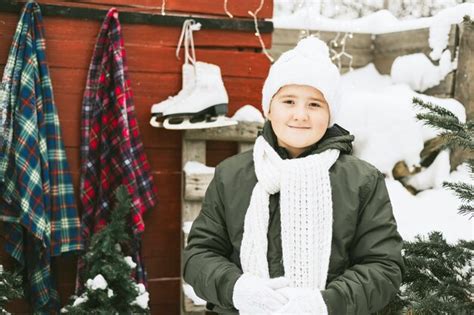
(0, 1, 272, 313)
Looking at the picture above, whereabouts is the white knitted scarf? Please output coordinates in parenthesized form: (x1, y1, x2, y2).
(240, 135, 339, 290)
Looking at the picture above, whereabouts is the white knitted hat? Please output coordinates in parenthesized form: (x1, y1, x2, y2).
(261, 37, 341, 125)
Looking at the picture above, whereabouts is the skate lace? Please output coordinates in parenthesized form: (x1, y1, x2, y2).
(176, 19, 201, 67)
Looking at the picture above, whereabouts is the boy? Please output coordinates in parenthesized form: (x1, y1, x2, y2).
(183, 37, 403, 314)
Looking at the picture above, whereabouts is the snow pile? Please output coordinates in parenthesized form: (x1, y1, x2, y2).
(72, 295, 88, 307)
(124, 256, 137, 269)
(231, 104, 265, 123)
(85, 274, 108, 291)
(273, 3, 473, 72)
(336, 63, 472, 243)
(406, 150, 451, 190)
(273, 3, 474, 35)
(274, 9, 415, 34)
(338, 66, 423, 175)
(387, 166, 472, 243)
(337, 63, 466, 176)
(183, 283, 207, 306)
(132, 283, 149, 309)
(428, 3, 474, 60)
(391, 50, 456, 92)
(183, 161, 215, 175)
(183, 221, 193, 235)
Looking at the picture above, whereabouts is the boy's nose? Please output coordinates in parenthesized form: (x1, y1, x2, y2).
(292, 104, 309, 121)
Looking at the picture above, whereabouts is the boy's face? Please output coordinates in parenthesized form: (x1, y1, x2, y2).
(267, 84, 330, 158)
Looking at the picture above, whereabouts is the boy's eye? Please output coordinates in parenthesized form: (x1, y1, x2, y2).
(283, 99, 294, 105)
(309, 102, 321, 108)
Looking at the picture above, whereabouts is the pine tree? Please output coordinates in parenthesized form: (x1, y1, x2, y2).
(62, 186, 150, 314)
(413, 96, 473, 217)
(0, 265, 23, 314)
(381, 232, 473, 315)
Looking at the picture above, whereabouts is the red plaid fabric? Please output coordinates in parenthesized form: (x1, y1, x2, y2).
(78, 8, 157, 290)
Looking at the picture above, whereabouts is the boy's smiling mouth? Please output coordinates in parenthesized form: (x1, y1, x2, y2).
(288, 125, 311, 129)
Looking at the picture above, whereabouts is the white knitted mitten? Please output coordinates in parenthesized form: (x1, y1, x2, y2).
(275, 287, 328, 315)
(232, 274, 290, 314)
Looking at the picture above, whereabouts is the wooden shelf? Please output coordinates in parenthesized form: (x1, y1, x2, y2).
(184, 121, 263, 142)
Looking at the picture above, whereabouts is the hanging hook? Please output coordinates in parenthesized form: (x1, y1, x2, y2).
(161, 0, 166, 15)
(224, 0, 234, 18)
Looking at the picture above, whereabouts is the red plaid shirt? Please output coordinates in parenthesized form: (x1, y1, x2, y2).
(78, 8, 157, 288)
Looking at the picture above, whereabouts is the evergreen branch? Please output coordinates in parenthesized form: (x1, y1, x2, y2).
(415, 112, 463, 132)
(443, 181, 474, 203)
(443, 181, 473, 218)
(468, 159, 474, 175)
(438, 132, 474, 151)
(0, 266, 24, 312)
(458, 204, 474, 218)
(413, 97, 459, 119)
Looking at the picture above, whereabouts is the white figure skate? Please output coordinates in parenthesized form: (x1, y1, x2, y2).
(150, 19, 200, 128)
(162, 61, 237, 130)
(150, 63, 195, 127)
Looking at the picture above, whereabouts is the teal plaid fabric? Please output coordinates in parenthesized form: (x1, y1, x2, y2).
(0, 1, 82, 312)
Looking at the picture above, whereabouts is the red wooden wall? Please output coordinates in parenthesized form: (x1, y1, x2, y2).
(0, 0, 272, 313)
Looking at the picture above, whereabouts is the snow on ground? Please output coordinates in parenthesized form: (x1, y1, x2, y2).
(335, 63, 472, 244)
(388, 164, 472, 243)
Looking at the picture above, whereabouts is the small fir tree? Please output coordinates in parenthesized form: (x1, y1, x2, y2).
(413, 97, 473, 217)
(381, 232, 473, 315)
(0, 265, 23, 314)
(62, 186, 149, 314)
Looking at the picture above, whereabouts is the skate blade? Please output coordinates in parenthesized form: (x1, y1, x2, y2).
(163, 116, 238, 130)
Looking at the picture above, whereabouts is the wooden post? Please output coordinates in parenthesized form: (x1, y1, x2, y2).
(450, 18, 474, 170)
(454, 18, 474, 121)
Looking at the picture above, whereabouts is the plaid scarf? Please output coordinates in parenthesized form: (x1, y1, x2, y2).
(78, 8, 158, 291)
(0, 1, 82, 313)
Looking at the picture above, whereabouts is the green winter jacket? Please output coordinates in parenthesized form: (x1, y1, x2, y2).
(183, 121, 404, 314)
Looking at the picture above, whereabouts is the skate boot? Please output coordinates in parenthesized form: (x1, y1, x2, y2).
(150, 19, 200, 127)
(150, 62, 196, 127)
(162, 61, 237, 130)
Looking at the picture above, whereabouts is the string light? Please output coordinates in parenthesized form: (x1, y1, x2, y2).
(224, 0, 234, 18)
(329, 31, 340, 60)
(330, 32, 354, 72)
(248, 0, 274, 62)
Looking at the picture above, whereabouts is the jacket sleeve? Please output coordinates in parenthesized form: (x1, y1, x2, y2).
(182, 165, 242, 310)
(321, 171, 404, 315)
